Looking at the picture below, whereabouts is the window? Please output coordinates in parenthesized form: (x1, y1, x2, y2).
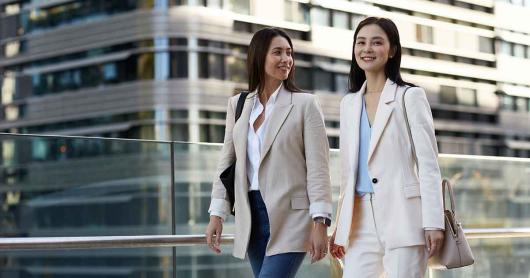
(227, 0, 250, 14)
(456, 88, 477, 106)
(314, 69, 333, 91)
(477, 91, 498, 109)
(4, 40, 21, 58)
(4, 105, 23, 121)
(440, 85, 457, 104)
(137, 53, 155, 80)
(102, 63, 118, 83)
(203, 0, 222, 8)
(328, 136, 339, 149)
(500, 41, 512, 55)
(284, 1, 309, 24)
(1, 75, 15, 104)
(335, 73, 349, 94)
(313, 7, 331, 26)
(171, 124, 189, 141)
(502, 95, 515, 111)
(479, 36, 494, 54)
(4, 3, 20, 15)
(171, 110, 189, 119)
(200, 124, 225, 143)
(225, 56, 246, 83)
(416, 25, 433, 44)
(516, 97, 528, 112)
(17, 0, 153, 36)
(295, 67, 312, 91)
(199, 110, 226, 119)
(351, 14, 363, 30)
(26, 51, 162, 96)
(332, 11, 349, 29)
(169, 0, 187, 5)
(436, 53, 454, 62)
(170, 51, 188, 78)
(513, 44, 526, 58)
(199, 53, 225, 79)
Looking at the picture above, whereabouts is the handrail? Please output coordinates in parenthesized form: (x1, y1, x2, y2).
(464, 228, 530, 239)
(1, 228, 530, 251)
(0, 235, 234, 250)
(3, 132, 530, 162)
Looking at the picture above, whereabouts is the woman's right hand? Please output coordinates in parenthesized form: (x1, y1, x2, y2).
(205, 215, 223, 254)
(329, 230, 345, 259)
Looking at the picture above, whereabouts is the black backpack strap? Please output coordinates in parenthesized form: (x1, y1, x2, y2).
(235, 92, 249, 122)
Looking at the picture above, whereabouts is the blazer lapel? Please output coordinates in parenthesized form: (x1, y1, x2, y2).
(367, 79, 397, 163)
(335, 87, 362, 246)
(259, 87, 293, 165)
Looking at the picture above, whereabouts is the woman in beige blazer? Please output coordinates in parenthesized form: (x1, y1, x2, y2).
(205, 28, 332, 278)
(329, 17, 445, 277)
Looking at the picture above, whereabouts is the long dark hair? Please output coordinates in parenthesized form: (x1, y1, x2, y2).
(247, 27, 301, 94)
(348, 17, 414, 93)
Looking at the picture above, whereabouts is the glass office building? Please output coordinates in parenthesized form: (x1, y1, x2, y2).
(1, 0, 530, 156)
(1, 0, 530, 277)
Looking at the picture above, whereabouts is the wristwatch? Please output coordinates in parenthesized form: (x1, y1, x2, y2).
(313, 217, 331, 227)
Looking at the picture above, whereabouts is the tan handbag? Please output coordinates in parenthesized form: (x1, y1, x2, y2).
(402, 87, 474, 269)
(429, 179, 475, 269)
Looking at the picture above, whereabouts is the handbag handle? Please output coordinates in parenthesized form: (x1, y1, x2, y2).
(402, 87, 456, 215)
(401, 86, 417, 171)
(402, 88, 457, 215)
(235, 92, 249, 122)
(442, 179, 457, 214)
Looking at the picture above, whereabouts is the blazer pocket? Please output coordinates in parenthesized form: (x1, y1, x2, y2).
(404, 183, 421, 198)
(291, 196, 310, 210)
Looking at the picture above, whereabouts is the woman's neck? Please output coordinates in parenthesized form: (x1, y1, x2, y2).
(365, 71, 387, 94)
(260, 78, 282, 103)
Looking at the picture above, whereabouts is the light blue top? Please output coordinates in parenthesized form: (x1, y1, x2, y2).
(355, 97, 374, 195)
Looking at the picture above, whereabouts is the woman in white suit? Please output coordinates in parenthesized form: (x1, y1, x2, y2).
(329, 17, 445, 277)
(205, 28, 332, 278)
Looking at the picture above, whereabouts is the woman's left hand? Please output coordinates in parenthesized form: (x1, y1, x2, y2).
(424, 230, 444, 258)
(310, 223, 328, 264)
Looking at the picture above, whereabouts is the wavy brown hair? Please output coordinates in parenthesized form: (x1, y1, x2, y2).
(247, 28, 301, 94)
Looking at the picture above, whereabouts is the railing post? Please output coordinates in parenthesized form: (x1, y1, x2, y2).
(170, 142, 177, 278)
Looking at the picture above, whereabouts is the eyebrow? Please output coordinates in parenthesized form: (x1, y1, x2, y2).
(271, 46, 292, 51)
(356, 36, 385, 40)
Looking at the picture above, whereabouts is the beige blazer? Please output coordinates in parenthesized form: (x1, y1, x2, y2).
(334, 79, 444, 250)
(211, 86, 332, 259)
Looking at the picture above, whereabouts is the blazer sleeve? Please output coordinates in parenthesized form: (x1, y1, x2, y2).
(303, 95, 333, 216)
(208, 96, 237, 219)
(333, 95, 350, 229)
(404, 87, 445, 230)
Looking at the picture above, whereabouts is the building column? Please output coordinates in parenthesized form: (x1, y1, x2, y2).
(188, 36, 200, 143)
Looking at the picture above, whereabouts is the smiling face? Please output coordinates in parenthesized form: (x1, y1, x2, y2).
(264, 36, 293, 83)
(354, 24, 395, 75)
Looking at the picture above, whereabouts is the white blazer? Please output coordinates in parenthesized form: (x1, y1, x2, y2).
(334, 79, 444, 250)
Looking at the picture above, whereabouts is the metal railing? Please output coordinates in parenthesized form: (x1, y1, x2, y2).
(2, 228, 530, 251)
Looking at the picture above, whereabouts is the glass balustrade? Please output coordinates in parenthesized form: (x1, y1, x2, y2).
(1, 133, 529, 277)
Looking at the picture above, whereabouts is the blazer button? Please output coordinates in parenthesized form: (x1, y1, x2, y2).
(372, 178, 378, 184)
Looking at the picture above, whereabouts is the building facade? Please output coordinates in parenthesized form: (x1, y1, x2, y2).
(1, 0, 530, 157)
(1, 1, 530, 277)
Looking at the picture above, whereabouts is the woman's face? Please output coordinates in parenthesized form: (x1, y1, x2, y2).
(354, 24, 394, 74)
(264, 36, 293, 83)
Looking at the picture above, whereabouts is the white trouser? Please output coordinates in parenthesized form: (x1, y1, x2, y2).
(342, 193, 428, 278)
